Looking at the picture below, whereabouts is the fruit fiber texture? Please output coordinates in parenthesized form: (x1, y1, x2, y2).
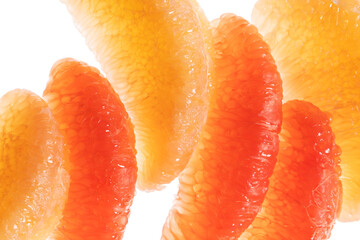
(43, 58, 137, 240)
(0, 89, 68, 240)
(252, 0, 360, 221)
(241, 100, 342, 240)
(61, 0, 211, 191)
(162, 14, 283, 240)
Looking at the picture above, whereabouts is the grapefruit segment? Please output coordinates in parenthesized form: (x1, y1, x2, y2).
(161, 14, 282, 240)
(60, 0, 211, 190)
(241, 100, 342, 240)
(0, 89, 68, 240)
(43, 58, 137, 240)
(252, 0, 360, 221)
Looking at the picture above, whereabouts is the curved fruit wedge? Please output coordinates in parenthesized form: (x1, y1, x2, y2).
(43, 58, 137, 240)
(252, 0, 360, 221)
(61, 0, 211, 190)
(241, 100, 342, 240)
(161, 14, 283, 240)
(0, 89, 68, 240)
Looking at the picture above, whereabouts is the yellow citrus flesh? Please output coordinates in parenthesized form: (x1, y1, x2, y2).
(0, 89, 68, 240)
(61, 0, 211, 190)
(253, 0, 360, 221)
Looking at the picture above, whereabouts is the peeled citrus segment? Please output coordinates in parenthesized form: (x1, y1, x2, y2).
(252, 0, 360, 221)
(161, 14, 283, 240)
(241, 100, 342, 240)
(60, 0, 211, 190)
(43, 58, 137, 240)
(0, 89, 68, 240)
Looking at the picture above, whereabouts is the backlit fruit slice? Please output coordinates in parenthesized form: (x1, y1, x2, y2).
(241, 100, 342, 240)
(61, 0, 211, 190)
(161, 14, 283, 240)
(252, 0, 360, 221)
(43, 58, 137, 240)
(0, 89, 68, 240)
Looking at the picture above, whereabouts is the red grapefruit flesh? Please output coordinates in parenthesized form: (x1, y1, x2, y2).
(241, 100, 342, 240)
(162, 14, 283, 240)
(60, 0, 212, 190)
(43, 58, 137, 240)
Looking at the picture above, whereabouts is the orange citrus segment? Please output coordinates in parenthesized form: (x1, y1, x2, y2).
(241, 100, 342, 240)
(161, 14, 283, 240)
(0, 89, 68, 240)
(43, 58, 137, 240)
(252, 0, 360, 221)
(60, 0, 211, 190)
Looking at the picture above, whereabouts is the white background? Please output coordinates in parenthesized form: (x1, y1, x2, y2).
(0, 0, 359, 239)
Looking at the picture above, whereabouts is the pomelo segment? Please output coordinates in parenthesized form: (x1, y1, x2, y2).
(241, 100, 342, 240)
(161, 14, 282, 240)
(0, 89, 68, 240)
(252, 0, 360, 221)
(43, 58, 137, 240)
(60, 0, 211, 190)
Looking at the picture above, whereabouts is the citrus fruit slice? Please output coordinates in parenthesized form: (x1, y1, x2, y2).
(252, 0, 360, 221)
(43, 58, 137, 240)
(0, 89, 68, 240)
(60, 0, 211, 190)
(161, 14, 283, 240)
(241, 100, 342, 240)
